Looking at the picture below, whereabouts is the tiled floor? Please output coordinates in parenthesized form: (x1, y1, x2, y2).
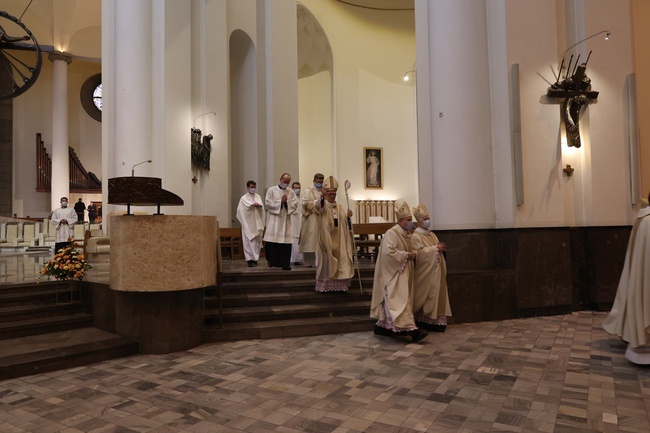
(2, 250, 649, 432)
(0, 311, 647, 433)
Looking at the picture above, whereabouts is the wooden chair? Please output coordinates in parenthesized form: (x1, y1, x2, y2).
(219, 227, 244, 260)
(353, 222, 394, 260)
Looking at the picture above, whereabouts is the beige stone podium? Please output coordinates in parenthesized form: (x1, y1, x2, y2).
(110, 215, 217, 353)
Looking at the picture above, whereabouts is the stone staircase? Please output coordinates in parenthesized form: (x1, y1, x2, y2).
(202, 264, 376, 342)
(0, 281, 139, 380)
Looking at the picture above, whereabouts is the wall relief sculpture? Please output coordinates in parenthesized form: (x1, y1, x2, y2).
(191, 127, 212, 171)
(547, 53, 599, 148)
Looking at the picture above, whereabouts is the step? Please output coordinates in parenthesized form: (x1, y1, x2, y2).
(206, 290, 371, 308)
(202, 314, 375, 342)
(220, 267, 375, 284)
(0, 281, 74, 297)
(0, 327, 139, 380)
(205, 300, 371, 324)
(0, 313, 94, 340)
(212, 277, 375, 296)
(0, 288, 84, 307)
(0, 302, 87, 323)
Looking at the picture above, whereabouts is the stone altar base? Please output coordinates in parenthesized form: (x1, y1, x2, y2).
(110, 215, 217, 353)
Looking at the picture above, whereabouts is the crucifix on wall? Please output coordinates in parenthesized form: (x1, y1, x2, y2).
(547, 52, 599, 148)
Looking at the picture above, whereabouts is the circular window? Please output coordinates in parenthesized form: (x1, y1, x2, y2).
(80, 73, 102, 122)
(92, 84, 102, 110)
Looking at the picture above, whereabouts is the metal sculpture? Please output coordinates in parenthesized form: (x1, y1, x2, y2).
(547, 52, 599, 148)
(0, 10, 42, 100)
(191, 127, 212, 171)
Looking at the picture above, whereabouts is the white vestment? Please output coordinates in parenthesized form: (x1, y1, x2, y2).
(263, 186, 298, 244)
(291, 196, 303, 263)
(299, 185, 322, 253)
(370, 224, 417, 331)
(236, 192, 265, 261)
(603, 207, 650, 363)
(236, 192, 265, 241)
(315, 201, 354, 292)
(411, 228, 452, 324)
(51, 206, 78, 243)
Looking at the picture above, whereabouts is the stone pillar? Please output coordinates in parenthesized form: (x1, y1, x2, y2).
(49, 52, 72, 210)
(261, 1, 299, 185)
(103, 0, 192, 223)
(113, 0, 154, 178)
(415, 1, 499, 229)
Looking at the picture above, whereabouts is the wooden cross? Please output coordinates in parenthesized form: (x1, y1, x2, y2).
(563, 164, 575, 176)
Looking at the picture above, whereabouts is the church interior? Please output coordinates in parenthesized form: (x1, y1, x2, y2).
(2, 0, 650, 431)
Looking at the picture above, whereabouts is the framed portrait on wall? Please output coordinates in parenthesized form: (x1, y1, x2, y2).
(364, 147, 383, 189)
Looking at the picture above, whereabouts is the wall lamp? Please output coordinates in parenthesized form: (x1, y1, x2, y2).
(403, 61, 416, 82)
(556, 30, 610, 81)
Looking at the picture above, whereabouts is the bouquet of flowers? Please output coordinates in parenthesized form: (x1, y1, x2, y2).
(39, 245, 92, 281)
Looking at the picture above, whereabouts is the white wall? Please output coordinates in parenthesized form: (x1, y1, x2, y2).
(299, 0, 418, 211)
(506, 0, 635, 227)
(298, 71, 333, 186)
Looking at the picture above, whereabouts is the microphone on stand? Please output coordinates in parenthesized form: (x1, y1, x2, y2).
(131, 160, 152, 176)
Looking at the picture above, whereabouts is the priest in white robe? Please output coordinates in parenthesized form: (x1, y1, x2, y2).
(315, 176, 354, 292)
(299, 173, 324, 267)
(236, 180, 265, 267)
(51, 196, 78, 253)
(290, 182, 304, 265)
(370, 201, 428, 342)
(411, 203, 452, 332)
(264, 173, 298, 270)
(603, 196, 650, 364)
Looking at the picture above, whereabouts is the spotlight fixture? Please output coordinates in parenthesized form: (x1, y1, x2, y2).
(556, 30, 611, 81)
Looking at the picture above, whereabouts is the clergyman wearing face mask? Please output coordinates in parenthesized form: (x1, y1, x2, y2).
(51, 196, 78, 254)
(263, 173, 299, 270)
(298, 172, 325, 267)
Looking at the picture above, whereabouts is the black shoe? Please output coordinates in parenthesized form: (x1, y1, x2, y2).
(293, 262, 302, 266)
(430, 324, 446, 333)
(410, 329, 429, 342)
(253, 261, 258, 266)
(374, 325, 393, 337)
(282, 266, 292, 271)
(247, 260, 254, 267)
(267, 262, 272, 267)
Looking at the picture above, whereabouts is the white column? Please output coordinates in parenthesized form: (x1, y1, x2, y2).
(262, 1, 299, 184)
(415, 0, 498, 229)
(49, 52, 72, 211)
(113, 0, 153, 178)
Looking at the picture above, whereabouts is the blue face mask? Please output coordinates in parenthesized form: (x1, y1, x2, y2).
(422, 219, 430, 229)
(293, 189, 301, 195)
(249, 188, 256, 194)
(315, 182, 323, 189)
(405, 221, 414, 231)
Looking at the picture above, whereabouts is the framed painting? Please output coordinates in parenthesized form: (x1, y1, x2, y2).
(364, 147, 383, 189)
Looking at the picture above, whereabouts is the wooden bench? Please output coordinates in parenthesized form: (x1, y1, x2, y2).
(352, 222, 394, 260)
(219, 227, 244, 260)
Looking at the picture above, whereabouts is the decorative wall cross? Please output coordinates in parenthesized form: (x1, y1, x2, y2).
(547, 53, 599, 148)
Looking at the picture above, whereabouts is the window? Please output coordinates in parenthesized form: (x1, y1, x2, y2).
(80, 73, 102, 122)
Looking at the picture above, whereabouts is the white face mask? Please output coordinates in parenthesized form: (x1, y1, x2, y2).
(61, 201, 68, 208)
(249, 188, 256, 194)
(280, 182, 288, 189)
(422, 219, 431, 229)
(293, 189, 301, 195)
